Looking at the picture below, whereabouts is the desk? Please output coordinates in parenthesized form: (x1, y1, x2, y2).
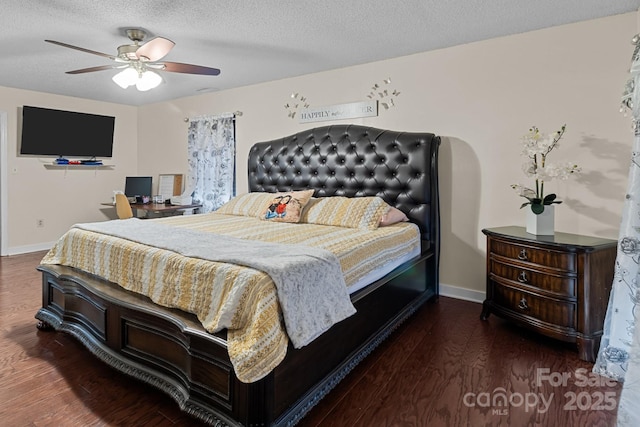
(102, 202, 202, 218)
(130, 203, 201, 215)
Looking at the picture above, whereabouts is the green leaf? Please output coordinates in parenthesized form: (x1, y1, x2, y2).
(520, 202, 531, 209)
(543, 194, 557, 203)
(531, 203, 545, 214)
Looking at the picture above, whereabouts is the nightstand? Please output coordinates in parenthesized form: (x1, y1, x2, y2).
(481, 226, 617, 362)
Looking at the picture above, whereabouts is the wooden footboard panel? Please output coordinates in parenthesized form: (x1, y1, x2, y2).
(36, 264, 244, 426)
(36, 252, 436, 427)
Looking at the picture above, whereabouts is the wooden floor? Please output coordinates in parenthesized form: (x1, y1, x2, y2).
(0, 251, 621, 426)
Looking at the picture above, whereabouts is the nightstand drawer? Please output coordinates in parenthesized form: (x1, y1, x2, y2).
(489, 239, 576, 272)
(492, 283, 576, 328)
(489, 260, 576, 297)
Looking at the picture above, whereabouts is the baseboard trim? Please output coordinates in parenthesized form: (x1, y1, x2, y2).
(6, 242, 55, 256)
(439, 283, 485, 304)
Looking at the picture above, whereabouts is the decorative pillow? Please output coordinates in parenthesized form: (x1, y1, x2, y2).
(380, 206, 409, 226)
(261, 190, 314, 223)
(301, 196, 389, 230)
(215, 192, 276, 217)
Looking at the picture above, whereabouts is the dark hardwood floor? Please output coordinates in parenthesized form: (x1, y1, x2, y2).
(0, 251, 621, 426)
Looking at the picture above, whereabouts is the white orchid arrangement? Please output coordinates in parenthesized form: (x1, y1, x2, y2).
(511, 125, 581, 214)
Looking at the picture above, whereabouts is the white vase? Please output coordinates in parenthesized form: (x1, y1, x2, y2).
(526, 205, 555, 235)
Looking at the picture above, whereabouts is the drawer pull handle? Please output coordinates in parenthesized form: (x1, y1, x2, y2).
(518, 297, 529, 310)
(517, 249, 528, 261)
(518, 271, 528, 283)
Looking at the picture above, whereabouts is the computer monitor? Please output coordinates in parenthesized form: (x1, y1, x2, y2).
(124, 176, 152, 198)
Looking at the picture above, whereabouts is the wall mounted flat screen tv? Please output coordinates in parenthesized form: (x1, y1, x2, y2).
(19, 105, 115, 158)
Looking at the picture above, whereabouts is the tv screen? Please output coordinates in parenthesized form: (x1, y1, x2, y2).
(19, 105, 115, 158)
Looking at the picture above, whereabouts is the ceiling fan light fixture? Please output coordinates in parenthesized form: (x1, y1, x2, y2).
(112, 67, 162, 91)
(47, 29, 220, 92)
(112, 67, 138, 89)
(136, 70, 162, 91)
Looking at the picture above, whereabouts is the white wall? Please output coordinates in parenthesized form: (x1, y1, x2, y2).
(0, 86, 138, 253)
(1, 12, 634, 299)
(137, 13, 635, 299)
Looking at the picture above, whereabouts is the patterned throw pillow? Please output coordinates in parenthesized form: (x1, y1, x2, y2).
(215, 192, 275, 217)
(261, 190, 315, 223)
(300, 196, 390, 230)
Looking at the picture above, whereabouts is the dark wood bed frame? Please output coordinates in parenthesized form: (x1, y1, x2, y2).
(35, 124, 441, 426)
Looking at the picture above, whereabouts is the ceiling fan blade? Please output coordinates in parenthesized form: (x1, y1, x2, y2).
(136, 37, 175, 62)
(66, 65, 120, 74)
(161, 61, 221, 76)
(45, 39, 117, 60)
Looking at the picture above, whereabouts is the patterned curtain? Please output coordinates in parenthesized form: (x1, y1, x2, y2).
(617, 322, 640, 425)
(186, 113, 236, 213)
(597, 35, 640, 425)
(593, 37, 640, 383)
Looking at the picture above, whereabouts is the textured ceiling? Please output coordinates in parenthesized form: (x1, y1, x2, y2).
(0, 0, 638, 106)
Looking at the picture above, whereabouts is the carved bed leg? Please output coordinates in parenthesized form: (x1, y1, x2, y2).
(36, 320, 54, 331)
(480, 301, 491, 320)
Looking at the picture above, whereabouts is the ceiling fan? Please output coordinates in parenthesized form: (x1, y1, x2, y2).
(45, 29, 220, 91)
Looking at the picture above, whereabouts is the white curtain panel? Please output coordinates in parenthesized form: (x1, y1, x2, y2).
(592, 37, 640, 426)
(617, 318, 640, 425)
(593, 40, 640, 383)
(186, 113, 236, 213)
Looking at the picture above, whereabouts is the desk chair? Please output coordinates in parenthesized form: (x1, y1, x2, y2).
(115, 193, 133, 219)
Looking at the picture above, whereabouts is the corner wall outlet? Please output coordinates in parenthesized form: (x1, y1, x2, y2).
(36, 219, 44, 228)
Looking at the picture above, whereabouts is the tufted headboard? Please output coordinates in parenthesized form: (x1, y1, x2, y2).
(248, 124, 440, 253)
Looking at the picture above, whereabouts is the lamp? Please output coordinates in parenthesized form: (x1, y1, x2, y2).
(136, 70, 162, 91)
(112, 66, 162, 91)
(112, 67, 138, 89)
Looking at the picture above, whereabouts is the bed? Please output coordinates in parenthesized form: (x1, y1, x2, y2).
(35, 124, 441, 426)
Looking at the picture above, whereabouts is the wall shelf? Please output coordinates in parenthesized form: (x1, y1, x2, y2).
(44, 164, 114, 170)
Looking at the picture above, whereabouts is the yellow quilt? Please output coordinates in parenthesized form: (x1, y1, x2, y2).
(41, 212, 419, 383)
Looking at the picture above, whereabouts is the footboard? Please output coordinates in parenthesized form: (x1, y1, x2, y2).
(36, 251, 436, 426)
(36, 264, 244, 426)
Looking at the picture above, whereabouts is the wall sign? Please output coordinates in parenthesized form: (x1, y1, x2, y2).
(298, 101, 378, 124)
